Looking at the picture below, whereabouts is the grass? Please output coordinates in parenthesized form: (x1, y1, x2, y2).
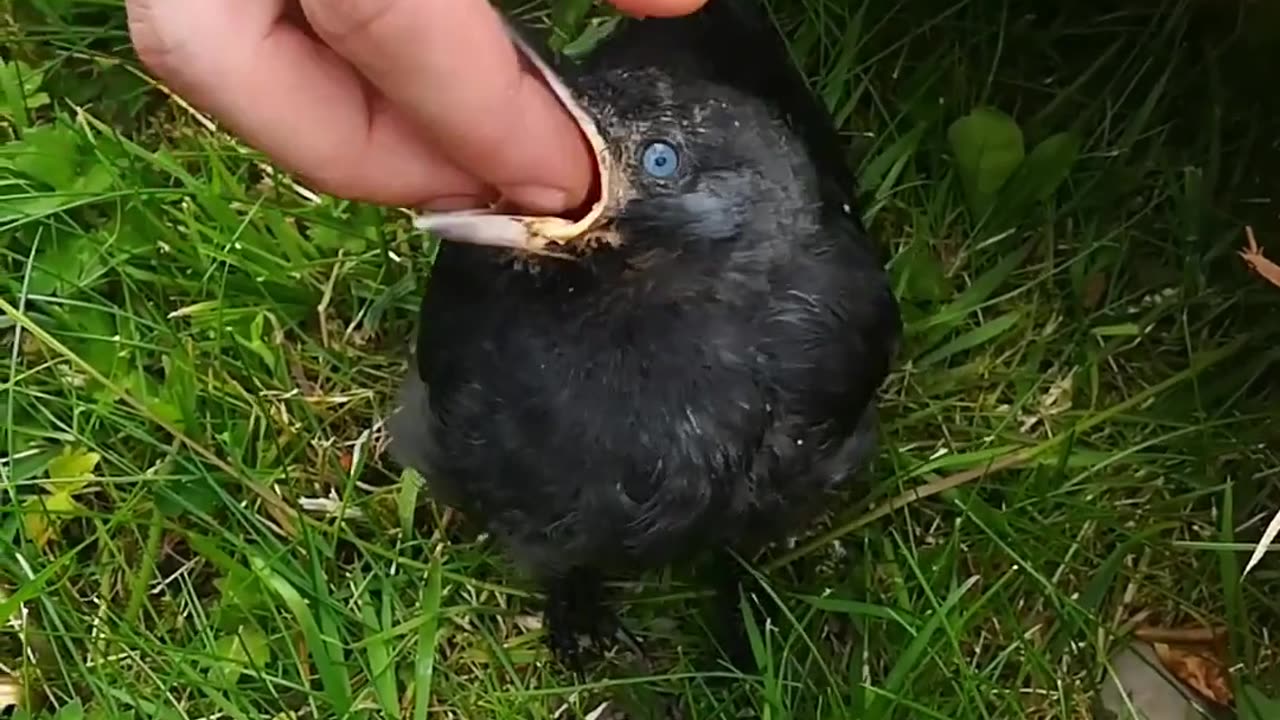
(2, 0, 1279, 717)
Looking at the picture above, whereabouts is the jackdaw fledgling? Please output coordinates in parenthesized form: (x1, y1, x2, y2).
(389, 0, 902, 670)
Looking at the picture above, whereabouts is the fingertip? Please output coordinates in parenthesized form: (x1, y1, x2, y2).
(124, 0, 168, 75)
(606, 0, 709, 17)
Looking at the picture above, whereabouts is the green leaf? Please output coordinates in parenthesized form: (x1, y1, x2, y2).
(0, 192, 70, 221)
(948, 107, 1025, 218)
(860, 121, 928, 200)
(993, 130, 1083, 228)
(912, 238, 1035, 343)
(0, 60, 49, 128)
(8, 125, 82, 191)
(1240, 685, 1280, 720)
(894, 238, 953, 303)
(210, 624, 272, 684)
(27, 233, 111, 297)
(360, 583, 400, 718)
(251, 553, 353, 715)
(53, 700, 85, 720)
(551, 0, 595, 44)
(147, 400, 183, 428)
(209, 634, 242, 682)
(916, 310, 1022, 368)
(1092, 323, 1142, 337)
(45, 446, 101, 495)
(51, 305, 130, 392)
(214, 565, 267, 617)
(554, 0, 593, 26)
(1013, 131, 1082, 204)
(74, 162, 116, 195)
(412, 552, 444, 720)
(160, 352, 200, 436)
(869, 576, 979, 717)
(155, 478, 220, 519)
(306, 222, 367, 256)
(87, 706, 136, 720)
(239, 624, 271, 664)
(562, 16, 623, 58)
(239, 312, 280, 375)
(23, 490, 80, 549)
(8, 447, 58, 486)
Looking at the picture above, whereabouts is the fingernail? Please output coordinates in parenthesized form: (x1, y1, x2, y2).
(421, 195, 488, 212)
(502, 185, 574, 214)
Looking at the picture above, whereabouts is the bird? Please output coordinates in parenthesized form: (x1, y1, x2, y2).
(387, 0, 903, 672)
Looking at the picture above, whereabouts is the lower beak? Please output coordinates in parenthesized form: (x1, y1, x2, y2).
(411, 21, 621, 256)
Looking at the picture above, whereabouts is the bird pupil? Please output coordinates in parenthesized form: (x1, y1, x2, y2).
(642, 141, 678, 178)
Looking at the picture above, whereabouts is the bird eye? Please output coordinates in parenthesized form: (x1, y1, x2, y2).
(640, 141, 680, 179)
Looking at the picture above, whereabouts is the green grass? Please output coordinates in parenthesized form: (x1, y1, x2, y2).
(3, 0, 1280, 717)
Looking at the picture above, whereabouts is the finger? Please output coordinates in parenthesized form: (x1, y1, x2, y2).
(300, 0, 595, 214)
(605, 0, 709, 17)
(125, 0, 490, 207)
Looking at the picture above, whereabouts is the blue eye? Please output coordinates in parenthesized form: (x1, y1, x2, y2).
(641, 141, 680, 178)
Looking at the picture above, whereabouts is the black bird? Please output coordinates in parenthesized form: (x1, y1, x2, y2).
(388, 0, 902, 670)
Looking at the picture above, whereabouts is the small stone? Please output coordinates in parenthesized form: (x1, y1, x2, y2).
(1097, 641, 1230, 720)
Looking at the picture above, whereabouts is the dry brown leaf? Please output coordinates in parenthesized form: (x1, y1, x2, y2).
(1134, 625, 1228, 644)
(0, 674, 20, 711)
(295, 631, 311, 684)
(1152, 641, 1234, 706)
(1082, 271, 1108, 309)
(1240, 226, 1280, 289)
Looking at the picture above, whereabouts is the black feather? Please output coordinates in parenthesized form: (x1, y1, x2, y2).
(388, 0, 902, 671)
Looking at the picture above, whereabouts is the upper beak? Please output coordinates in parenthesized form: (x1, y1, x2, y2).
(411, 21, 623, 256)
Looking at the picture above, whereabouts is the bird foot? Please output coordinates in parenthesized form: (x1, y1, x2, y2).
(709, 555, 754, 672)
(544, 569, 645, 674)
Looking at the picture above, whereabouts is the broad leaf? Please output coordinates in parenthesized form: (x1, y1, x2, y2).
(9, 125, 81, 190)
(1240, 685, 1280, 720)
(948, 107, 1025, 219)
(993, 130, 1083, 229)
(45, 446, 100, 495)
(23, 490, 80, 549)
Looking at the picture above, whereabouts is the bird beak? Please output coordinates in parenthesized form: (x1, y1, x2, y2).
(411, 22, 625, 256)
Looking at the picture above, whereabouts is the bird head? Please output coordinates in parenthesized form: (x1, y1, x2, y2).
(412, 0, 858, 262)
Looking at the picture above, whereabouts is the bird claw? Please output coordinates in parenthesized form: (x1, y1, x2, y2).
(544, 569, 646, 674)
(546, 609, 643, 676)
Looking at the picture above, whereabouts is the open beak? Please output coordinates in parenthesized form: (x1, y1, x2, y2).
(411, 22, 624, 257)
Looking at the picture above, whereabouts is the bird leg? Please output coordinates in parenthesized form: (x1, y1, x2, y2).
(709, 551, 754, 671)
(543, 567, 644, 672)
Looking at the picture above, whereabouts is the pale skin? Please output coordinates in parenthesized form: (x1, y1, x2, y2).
(124, 0, 709, 215)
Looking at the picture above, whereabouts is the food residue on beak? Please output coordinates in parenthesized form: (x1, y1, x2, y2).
(412, 23, 626, 257)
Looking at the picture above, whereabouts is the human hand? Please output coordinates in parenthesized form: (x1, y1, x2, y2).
(125, 0, 708, 214)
